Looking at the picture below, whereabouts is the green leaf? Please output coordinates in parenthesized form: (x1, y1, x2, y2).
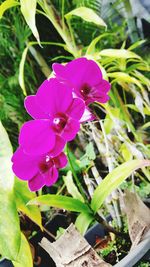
(12, 233, 33, 267)
(108, 72, 144, 90)
(85, 142, 96, 161)
(14, 179, 42, 229)
(28, 194, 91, 213)
(86, 33, 113, 55)
(0, 122, 21, 260)
(63, 171, 84, 202)
(99, 49, 140, 59)
(65, 7, 106, 27)
(120, 143, 133, 161)
(91, 160, 150, 213)
(0, 0, 19, 19)
(75, 212, 94, 235)
(20, 0, 40, 45)
(128, 40, 146, 51)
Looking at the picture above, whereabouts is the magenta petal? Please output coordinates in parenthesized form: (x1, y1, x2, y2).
(44, 166, 58, 186)
(53, 152, 68, 169)
(19, 120, 55, 155)
(61, 118, 80, 141)
(53, 58, 102, 89)
(36, 78, 73, 116)
(96, 80, 111, 94)
(49, 135, 66, 157)
(24, 95, 49, 119)
(52, 63, 67, 81)
(96, 94, 110, 103)
(12, 147, 38, 180)
(67, 98, 85, 120)
(80, 107, 95, 123)
(81, 59, 102, 86)
(28, 173, 45, 191)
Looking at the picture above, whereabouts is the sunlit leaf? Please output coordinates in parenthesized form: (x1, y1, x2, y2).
(65, 7, 106, 27)
(108, 72, 144, 90)
(128, 40, 146, 51)
(28, 194, 91, 213)
(126, 104, 150, 116)
(13, 233, 33, 267)
(99, 49, 140, 59)
(86, 33, 113, 55)
(0, 0, 19, 18)
(120, 143, 133, 161)
(14, 179, 42, 229)
(18, 46, 28, 95)
(0, 122, 21, 260)
(75, 212, 94, 235)
(63, 171, 84, 202)
(91, 160, 150, 212)
(20, 0, 40, 45)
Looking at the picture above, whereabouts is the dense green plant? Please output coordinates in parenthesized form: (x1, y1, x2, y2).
(0, 0, 150, 266)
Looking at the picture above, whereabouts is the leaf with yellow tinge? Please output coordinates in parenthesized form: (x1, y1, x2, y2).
(91, 160, 150, 213)
(0, 122, 21, 260)
(99, 49, 140, 59)
(14, 178, 42, 229)
(0, 0, 19, 19)
(65, 7, 106, 27)
(13, 233, 33, 267)
(20, 0, 40, 45)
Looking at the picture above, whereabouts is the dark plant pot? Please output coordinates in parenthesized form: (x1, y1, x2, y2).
(85, 221, 150, 267)
(0, 259, 13, 267)
(1, 215, 150, 267)
(0, 214, 69, 267)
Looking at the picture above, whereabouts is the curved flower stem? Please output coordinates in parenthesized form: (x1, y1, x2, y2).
(66, 145, 126, 237)
(66, 144, 88, 202)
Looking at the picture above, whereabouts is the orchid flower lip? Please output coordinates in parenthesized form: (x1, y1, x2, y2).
(52, 112, 68, 133)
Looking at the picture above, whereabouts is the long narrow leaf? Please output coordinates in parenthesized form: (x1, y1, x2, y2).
(20, 0, 40, 45)
(28, 194, 91, 213)
(91, 160, 150, 213)
(0, 0, 19, 18)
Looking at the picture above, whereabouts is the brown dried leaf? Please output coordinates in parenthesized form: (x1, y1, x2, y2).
(123, 190, 150, 249)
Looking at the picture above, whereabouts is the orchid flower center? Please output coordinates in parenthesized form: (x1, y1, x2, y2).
(53, 113, 68, 133)
(80, 83, 91, 99)
(39, 155, 53, 173)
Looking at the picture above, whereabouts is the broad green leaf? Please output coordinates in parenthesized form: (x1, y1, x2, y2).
(65, 7, 106, 27)
(128, 40, 146, 51)
(75, 212, 94, 235)
(20, 0, 40, 44)
(14, 179, 42, 229)
(0, 122, 21, 260)
(28, 194, 91, 213)
(0, 0, 19, 18)
(63, 171, 84, 202)
(18, 46, 28, 95)
(99, 49, 140, 59)
(91, 160, 150, 212)
(12, 233, 33, 267)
